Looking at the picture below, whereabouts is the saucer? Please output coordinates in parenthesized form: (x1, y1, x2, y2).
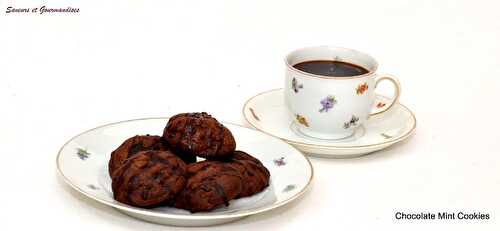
(242, 89, 416, 158)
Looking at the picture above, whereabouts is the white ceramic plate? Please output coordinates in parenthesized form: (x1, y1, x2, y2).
(243, 89, 416, 158)
(57, 118, 313, 226)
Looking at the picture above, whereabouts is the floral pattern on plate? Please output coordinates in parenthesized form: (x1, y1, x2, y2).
(282, 184, 296, 192)
(249, 107, 260, 121)
(381, 133, 392, 139)
(273, 157, 286, 166)
(76, 148, 90, 160)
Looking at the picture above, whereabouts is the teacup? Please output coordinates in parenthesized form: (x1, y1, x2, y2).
(284, 46, 401, 140)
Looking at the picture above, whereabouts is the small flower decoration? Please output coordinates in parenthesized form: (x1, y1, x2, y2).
(249, 108, 260, 121)
(273, 157, 286, 166)
(87, 184, 99, 190)
(292, 77, 303, 93)
(356, 83, 369, 95)
(381, 133, 392, 139)
(76, 148, 90, 160)
(376, 102, 386, 108)
(319, 95, 337, 113)
(282, 184, 296, 193)
(343, 115, 360, 129)
(296, 114, 309, 127)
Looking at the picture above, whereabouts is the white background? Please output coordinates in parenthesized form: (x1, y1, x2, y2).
(1, 0, 500, 230)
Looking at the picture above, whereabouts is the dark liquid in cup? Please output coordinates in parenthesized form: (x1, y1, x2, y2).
(293, 60, 369, 77)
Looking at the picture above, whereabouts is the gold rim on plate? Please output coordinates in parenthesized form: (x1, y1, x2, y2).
(56, 117, 314, 220)
(242, 88, 417, 150)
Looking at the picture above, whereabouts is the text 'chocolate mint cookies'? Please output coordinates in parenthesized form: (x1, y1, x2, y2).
(111, 150, 187, 208)
(174, 161, 243, 213)
(163, 112, 236, 159)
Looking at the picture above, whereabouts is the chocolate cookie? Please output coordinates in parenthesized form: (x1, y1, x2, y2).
(230, 151, 270, 197)
(231, 150, 264, 165)
(163, 112, 236, 159)
(108, 135, 195, 176)
(174, 161, 243, 212)
(111, 150, 187, 208)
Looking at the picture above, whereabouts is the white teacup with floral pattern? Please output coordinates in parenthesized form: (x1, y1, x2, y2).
(285, 46, 401, 140)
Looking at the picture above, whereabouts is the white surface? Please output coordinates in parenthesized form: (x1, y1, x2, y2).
(56, 118, 312, 226)
(1, 0, 499, 230)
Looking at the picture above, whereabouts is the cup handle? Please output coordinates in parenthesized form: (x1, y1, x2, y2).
(370, 74, 401, 116)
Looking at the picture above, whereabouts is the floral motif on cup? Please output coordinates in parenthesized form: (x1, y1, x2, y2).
(292, 77, 303, 93)
(296, 114, 309, 127)
(76, 148, 90, 160)
(273, 157, 286, 166)
(343, 115, 360, 129)
(356, 83, 369, 95)
(319, 95, 337, 113)
(376, 102, 386, 108)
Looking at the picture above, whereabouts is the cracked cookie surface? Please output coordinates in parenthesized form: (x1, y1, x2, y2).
(163, 112, 236, 159)
(111, 150, 187, 208)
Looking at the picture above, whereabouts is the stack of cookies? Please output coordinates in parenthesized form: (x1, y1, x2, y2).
(108, 112, 270, 213)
